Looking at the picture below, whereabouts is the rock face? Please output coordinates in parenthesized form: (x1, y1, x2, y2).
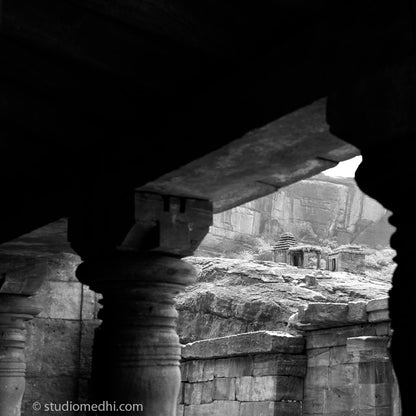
(177, 257, 391, 343)
(197, 174, 394, 256)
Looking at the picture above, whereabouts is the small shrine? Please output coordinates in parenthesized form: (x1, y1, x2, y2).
(287, 245, 322, 269)
(327, 245, 365, 273)
(272, 232, 297, 263)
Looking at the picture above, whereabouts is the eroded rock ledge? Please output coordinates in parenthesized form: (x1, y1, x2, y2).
(177, 257, 391, 343)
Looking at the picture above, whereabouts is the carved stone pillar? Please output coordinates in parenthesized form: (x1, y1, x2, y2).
(73, 193, 212, 415)
(77, 253, 196, 415)
(0, 295, 41, 416)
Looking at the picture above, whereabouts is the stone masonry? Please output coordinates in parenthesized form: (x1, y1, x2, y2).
(298, 298, 401, 416)
(178, 331, 306, 416)
(178, 297, 400, 416)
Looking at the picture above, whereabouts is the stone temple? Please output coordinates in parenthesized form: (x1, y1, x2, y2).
(273, 232, 298, 263)
(1, 2, 415, 416)
(327, 245, 366, 273)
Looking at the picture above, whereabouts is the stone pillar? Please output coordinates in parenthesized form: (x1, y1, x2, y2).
(0, 295, 41, 416)
(77, 253, 196, 415)
(303, 252, 309, 268)
(316, 252, 321, 270)
(73, 193, 213, 415)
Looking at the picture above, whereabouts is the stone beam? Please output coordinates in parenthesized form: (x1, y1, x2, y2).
(139, 99, 359, 212)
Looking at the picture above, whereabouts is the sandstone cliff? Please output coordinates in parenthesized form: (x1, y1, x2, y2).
(197, 174, 394, 257)
(177, 256, 391, 343)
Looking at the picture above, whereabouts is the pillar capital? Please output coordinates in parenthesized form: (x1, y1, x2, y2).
(76, 251, 196, 290)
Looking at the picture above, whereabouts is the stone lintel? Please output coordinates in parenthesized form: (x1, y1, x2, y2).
(181, 331, 304, 360)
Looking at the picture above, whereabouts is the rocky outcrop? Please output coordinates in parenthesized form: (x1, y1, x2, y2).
(197, 174, 395, 256)
(177, 257, 391, 343)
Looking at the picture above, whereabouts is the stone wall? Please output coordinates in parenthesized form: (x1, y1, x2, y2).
(178, 298, 401, 416)
(178, 331, 306, 416)
(21, 251, 99, 415)
(298, 298, 401, 416)
(0, 219, 98, 415)
(327, 251, 366, 273)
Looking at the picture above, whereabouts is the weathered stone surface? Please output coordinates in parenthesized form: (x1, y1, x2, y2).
(298, 303, 348, 326)
(375, 322, 391, 336)
(77, 377, 90, 404)
(298, 301, 369, 329)
(213, 378, 236, 401)
(80, 320, 100, 378)
(307, 348, 330, 367)
(81, 286, 101, 320)
(239, 401, 302, 416)
(347, 301, 368, 322)
(177, 256, 391, 342)
(184, 401, 240, 416)
(214, 357, 253, 378)
(347, 337, 390, 363)
(0, 255, 48, 295)
(368, 310, 390, 323)
(235, 376, 303, 401)
(177, 404, 185, 416)
(22, 376, 78, 416)
(304, 366, 329, 387)
(347, 336, 390, 354)
(35, 281, 82, 320)
(306, 325, 375, 349)
(46, 252, 81, 282)
(328, 363, 358, 387)
(367, 298, 389, 312)
(182, 360, 215, 382)
(201, 381, 213, 404)
(358, 361, 394, 384)
(356, 406, 393, 416)
(182, 331, 304, 360)
(358, 384, 393, 408)
(303, 384, 325, 414)
(178, 382, 184, 404)
(184, 383, 203, 405)
(329, 346, 349, 366)
(25, 319, 80, 376)
(253, 354, 307, 376)
(324, 386, 356, 413)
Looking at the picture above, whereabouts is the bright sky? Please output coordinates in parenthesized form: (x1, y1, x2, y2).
(323, 155, 362, 178)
